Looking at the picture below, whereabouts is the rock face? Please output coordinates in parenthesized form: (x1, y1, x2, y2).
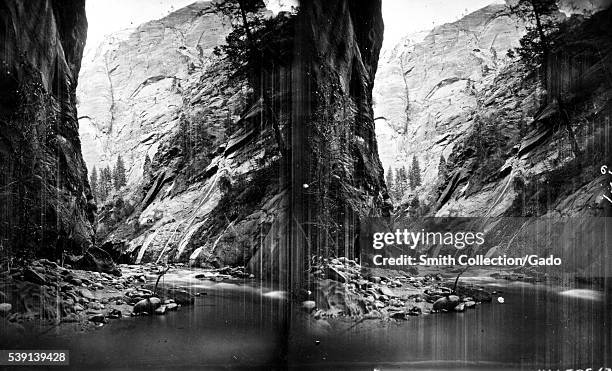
(373, 4, 525, 199)
(376, 4, 612, 275)
(0, 0, 94, 256)
(82, 0, 388, 284)
(434, 8, 612, 220)
(77, 2, 231, 186)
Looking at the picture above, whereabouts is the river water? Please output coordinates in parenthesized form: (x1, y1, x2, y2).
(13, 276, 612, 370)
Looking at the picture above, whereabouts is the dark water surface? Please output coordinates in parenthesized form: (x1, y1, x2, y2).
(6, 277, 612, 370)
(291, 278, 612, 370)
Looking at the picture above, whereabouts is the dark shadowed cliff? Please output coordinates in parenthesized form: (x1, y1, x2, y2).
(0, 0, 94, 258)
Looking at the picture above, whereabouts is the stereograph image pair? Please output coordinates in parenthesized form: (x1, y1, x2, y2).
(0, 0, 611, 369)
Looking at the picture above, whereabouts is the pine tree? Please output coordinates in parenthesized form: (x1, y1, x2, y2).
(99, 166, 113, 201)
(90, 167, 98, 201)
(508, 0, 560, 82)
(113, 155, 127, 190)
(409, 155, 422, 189)
(394, 167, 402, 199)
(105, 165, 113, 194)
(143, 154, 152, 176)
(385, 166, 394, 193)
(98, 168, 107, 201)
(401, 166, 409, 192)
(438, 155, 448, 180)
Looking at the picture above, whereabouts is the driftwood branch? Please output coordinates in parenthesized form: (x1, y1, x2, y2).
(153, 265, 171, 296)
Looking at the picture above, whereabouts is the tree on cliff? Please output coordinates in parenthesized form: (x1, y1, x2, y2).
(113, 155, 127, 190)
(213, 0, 294, 157)
(438, 155, 448, 181)
(409, 155, 422, 189)
(394, 166, 408, 199)
(508, 0, 560, 83)
(90, 167, 99, 201)
(385, 166, 394, 195)
(212, 0, 267, 74)
(99, 166, 113, 201)
(143, 154, 152, 177)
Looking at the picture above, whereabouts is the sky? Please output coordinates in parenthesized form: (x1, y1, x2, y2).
(85, 0, 504, 51)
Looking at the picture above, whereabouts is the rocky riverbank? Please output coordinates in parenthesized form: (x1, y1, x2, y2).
(0, 256, 504, 343)
(304, 257, 494, 321)
(0, 260, 253, 342)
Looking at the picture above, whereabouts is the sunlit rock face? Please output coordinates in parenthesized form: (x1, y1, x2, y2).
(78, 1, 255, 266)
(373, 4, 525, 198)
(0, 0, 93, 255)
(77, 2, 230, 186)
(85, 0, 388, 282)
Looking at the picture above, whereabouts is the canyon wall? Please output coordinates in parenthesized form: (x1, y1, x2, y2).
(81, 0, 388, 283)
(377, 4, 612, 277)
(432, 7, 612, 220)
(0, 0, 94, 257)
(374, 4, 526, 202)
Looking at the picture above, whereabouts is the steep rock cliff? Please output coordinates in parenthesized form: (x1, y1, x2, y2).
(373, 4, 526, 200)
(84, 0, 387, 284)
(435, 8, 612, 219)
(0, 0, 94, 257)
(77, 2, 231, 186)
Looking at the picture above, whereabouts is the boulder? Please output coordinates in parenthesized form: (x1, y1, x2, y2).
(88, 314, 107, 323)
(133, 297, 162, 314)
(324, 266, 348, 283)
(154, 306, 167, 315)
(379, 286, 397, 298)
(390, 311, 407, 320)
(0, 303, 12, 316)
(433, 295, 461, 311)
(24, 268, 47, 285)
(301, 300, 316, 311)
(78, 289, 95, 300)
(72, 248, 121, 276)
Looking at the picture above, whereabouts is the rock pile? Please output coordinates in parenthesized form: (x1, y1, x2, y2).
(0, 260, 199, 334)
(305, 257, 492, 319)
(194, 266, 255, 281)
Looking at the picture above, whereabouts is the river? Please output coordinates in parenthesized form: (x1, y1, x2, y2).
(10, 275, 612, 370)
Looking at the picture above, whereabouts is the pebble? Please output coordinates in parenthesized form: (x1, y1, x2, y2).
(107, 309, 122, 319)
(379, 286, 397, 298)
